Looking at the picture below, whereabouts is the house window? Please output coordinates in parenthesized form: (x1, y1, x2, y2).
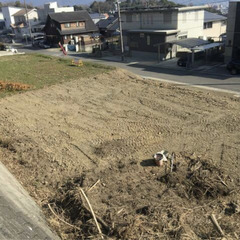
(204, 22, 212, 29)
(76, 22, 79, 27)
(126, 14, 132, 23)
(147, 35, 150, 45)
(64, 36, 67, 40)
(163, 13, 172, 23)
(64, 23, 71, 28)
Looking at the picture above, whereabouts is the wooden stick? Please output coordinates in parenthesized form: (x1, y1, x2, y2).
(170, 152, 175, 173)
(209, 214, 225, 237)
(88, 179, 100, 192)
(81, 201, 110, 232)
(80, 188, 104, 239)
(48, 203, 81, 230)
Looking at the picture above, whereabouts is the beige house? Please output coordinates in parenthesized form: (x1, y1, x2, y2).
(121, 6, 207, 60)
(203, 11, 227, 41)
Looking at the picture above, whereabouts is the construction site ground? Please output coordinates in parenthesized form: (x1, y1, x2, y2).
(0, 65, 240, 239)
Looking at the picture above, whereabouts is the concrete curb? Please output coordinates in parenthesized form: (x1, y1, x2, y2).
(0, 162, 60, 240)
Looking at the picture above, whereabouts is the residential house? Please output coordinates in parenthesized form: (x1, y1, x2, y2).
(44, 11, 99, 52)
(121, 6, 207, 60)
(1, 6, 23, 29)
(225, 1, 240, 62)
(203, 11, 227, 41)
(0, 12, 5, 32)
(37, 2, 74, 23)
(97, 16, 119, 38)
(90, 13, 108, 24)
(11, 8, 39, 39)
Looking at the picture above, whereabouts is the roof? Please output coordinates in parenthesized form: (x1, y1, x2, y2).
(121, 5, 207, 13)
(97, 16, 118, 30)
(192, 42, 224, 51)
(128, 29, 179, 34)
(155, 38, 208, 48)
(169, 38, 209, 48)
(89, 13, 107, 19)
(204, 11, 227, 23)
(13, 9, 34, 17)
(48, 11, 98, 33)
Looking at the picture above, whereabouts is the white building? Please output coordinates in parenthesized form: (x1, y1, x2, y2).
(2, 6, 23, 29)
(203, 11, 227, 42)
(121, 6, 207, 60)
(11, 8, 39, 39)
(37, 2, 74, 23)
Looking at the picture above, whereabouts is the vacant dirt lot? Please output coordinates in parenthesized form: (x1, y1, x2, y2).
(0, 69, 239, 239)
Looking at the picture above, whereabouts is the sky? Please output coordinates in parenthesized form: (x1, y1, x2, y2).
(0, 0, 230, 7)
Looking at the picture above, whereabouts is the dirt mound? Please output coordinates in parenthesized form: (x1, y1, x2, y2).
(45, 154, 240, 240)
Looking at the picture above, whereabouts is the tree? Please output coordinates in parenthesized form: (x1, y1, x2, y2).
(14, 1, 21, 7)
(74, 5, 83, 11)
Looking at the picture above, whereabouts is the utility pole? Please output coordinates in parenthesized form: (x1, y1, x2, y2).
(116, 1, 124, 62)
(24, 0, 32, 44)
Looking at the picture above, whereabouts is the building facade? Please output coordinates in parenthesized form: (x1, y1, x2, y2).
(203, 11, 227, 41)
(1, 6, 22, 29)
(121, 6, 206, 60)
(37, 2, 74, 23)
(225, 1, 240, 62)
(44, 11, 99, 52)
(11, 9, 39, 39)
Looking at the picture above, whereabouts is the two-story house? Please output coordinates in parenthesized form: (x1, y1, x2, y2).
(11, 8, 39, 39)
(121, 6, 207, 60)
(1, 6, 23, 29)
(44, 11, 99, 51)
(203, 11, 227, 41)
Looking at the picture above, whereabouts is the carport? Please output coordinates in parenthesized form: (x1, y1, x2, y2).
(155, 38, 210, 64)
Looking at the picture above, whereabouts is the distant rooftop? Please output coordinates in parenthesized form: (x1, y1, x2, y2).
(13, 9, 33, 17)
(204, 11, 227, 23)
(121, 5, 207, 13)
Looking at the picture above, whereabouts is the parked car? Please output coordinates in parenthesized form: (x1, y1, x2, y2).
(227, 59, 240, 75)
(32, 37, 45, 47)
(39, 41, 50, 49)
(177, 57, 188, 67)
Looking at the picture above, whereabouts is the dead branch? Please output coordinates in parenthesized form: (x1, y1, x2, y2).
(79, 188, 104, 239)
(48, 203, 81, 230)
(81, 194, 110, 232)
(209, 214, 225, 237)
(88, 179, 100, 192)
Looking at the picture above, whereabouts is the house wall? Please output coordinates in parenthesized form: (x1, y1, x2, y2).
(60, 21, 85, 30)
(225, 1, 240, 62)
(2, 6, 22, 29)
(54, 7, 74, 13)
(203, 21, 226, 41)
(177, 10, 204, 38)
(121, 11, 178, 30)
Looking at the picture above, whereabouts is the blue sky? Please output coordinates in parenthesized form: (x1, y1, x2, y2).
(0, 0, 230, 7)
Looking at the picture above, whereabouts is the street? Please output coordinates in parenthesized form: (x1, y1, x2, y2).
(18, 46, 240, 95)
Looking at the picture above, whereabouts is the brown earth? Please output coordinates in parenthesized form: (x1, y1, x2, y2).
(0, 69, 239, 239)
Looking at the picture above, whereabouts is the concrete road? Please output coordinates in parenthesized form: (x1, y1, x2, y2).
(18, 46, 240, 95)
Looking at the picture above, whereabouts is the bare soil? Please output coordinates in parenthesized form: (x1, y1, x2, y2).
(0, 69, 239, 239)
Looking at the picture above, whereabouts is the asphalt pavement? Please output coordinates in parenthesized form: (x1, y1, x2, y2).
(17, 46, 240, 95)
